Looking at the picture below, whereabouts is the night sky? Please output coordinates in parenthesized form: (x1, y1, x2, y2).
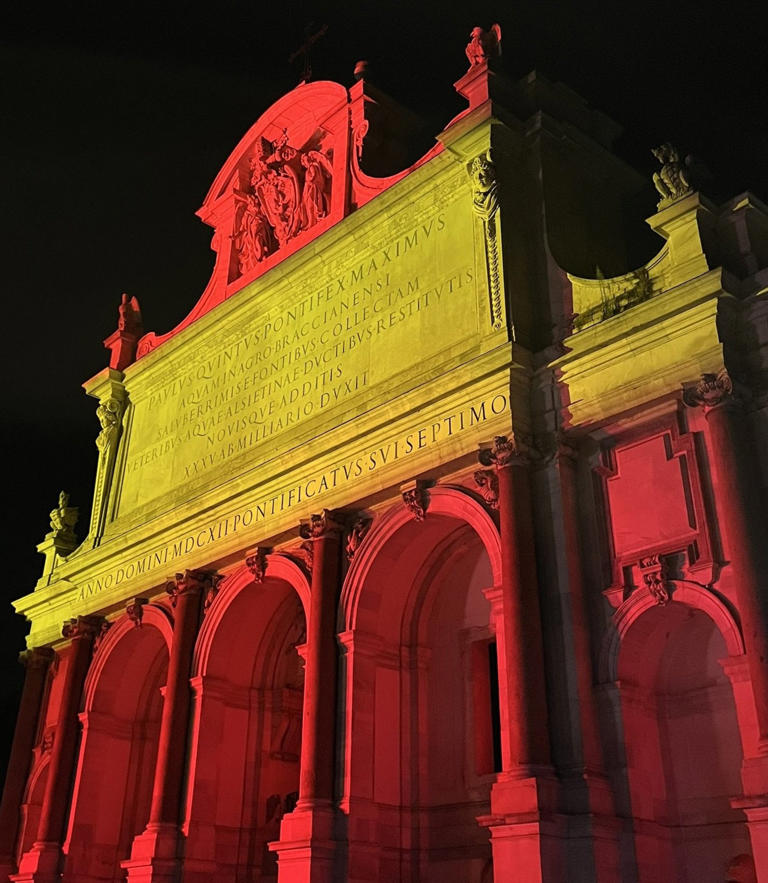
(1, 1, 766, 780)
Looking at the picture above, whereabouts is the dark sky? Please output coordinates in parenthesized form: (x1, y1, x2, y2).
(1, 1, 766, 777)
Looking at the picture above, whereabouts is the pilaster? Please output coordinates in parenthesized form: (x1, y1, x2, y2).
(82, 367, 128, 548)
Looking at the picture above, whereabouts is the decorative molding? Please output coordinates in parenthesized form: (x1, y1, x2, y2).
(92, 620, 113, 652)
(401, 480, 430, 521)
(246, 548, 269, 582)
(126, 597, 149, 628)
(203, 574, 225, 615)
(473, 469, 499, 509)
(638, 554, 671, 606)
(469, 150, 503, 331)
(345, 518, 372, 561)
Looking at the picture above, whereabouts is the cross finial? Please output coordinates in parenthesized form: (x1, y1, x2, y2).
(288, 23, 328, 84)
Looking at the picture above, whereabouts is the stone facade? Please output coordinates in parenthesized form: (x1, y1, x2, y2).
(2, 31, 768, 883)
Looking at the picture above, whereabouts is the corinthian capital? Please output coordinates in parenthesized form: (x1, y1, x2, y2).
(299, 509, 344, 540)
(682, 369, 734, 412)
(61, 615, 107, 641)
(478, 435, 528, 469)
(165, 569, 218, 607)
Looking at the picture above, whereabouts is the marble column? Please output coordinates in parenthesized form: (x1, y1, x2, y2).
(685, 372, 768, 881)
(0, 648, 55, 878)
(123, 569, 211, 883)
(684, 373, 768, 745)
(477, 437, 557, 883)
(273, 509, 343, 882)
(12, 617, 102, 883)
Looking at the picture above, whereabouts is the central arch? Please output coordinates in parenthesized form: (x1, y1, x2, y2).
(340, 486, 502, 882)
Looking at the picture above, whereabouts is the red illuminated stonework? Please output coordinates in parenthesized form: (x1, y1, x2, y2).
(3, 27, 768, 883)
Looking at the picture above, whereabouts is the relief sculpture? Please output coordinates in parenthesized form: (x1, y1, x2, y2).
(233, 132, 333, 277)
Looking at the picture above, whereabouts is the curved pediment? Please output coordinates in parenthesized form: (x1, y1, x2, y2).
(133, 78, 446, 360)
(137, 81, 353, 357)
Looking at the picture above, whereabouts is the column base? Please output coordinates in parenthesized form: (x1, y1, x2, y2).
(270, 800, 343, 883)
(11, 841, 61, 883)
(478, 772, 560, 883)
(121, 823, 181, 883)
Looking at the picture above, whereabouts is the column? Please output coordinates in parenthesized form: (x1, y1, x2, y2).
(123, 569, 209, 883)
(13, 617, 101, 883)
(0, 648, 54, 878)
(685, 372, 768, 882)
(684, 373, 768, 744)
(273, 509, 343, 883)
(477, 437, 557, 883)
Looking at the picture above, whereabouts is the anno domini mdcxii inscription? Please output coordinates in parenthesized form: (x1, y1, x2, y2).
(118, 180, 482, 514)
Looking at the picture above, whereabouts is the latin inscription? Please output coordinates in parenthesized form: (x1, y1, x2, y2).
(77, 391, 507, 601)
(119, 200, 478, 512)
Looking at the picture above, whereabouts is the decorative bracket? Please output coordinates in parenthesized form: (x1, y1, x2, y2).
(638, 554, 671, 606)
(473, 469, 499, 509)
(401, 480, 430, 522)
(246, 548, 270, 582)
(126, 597, 149, 628)
(345, 517, 373, 561)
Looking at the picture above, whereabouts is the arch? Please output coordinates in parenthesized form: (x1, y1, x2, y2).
(62, 611, 170, 883)
(184, 554, 308, 879)
(193, 554, 310, 678)
(599, 581, 745, 684)
(604, 586, 751, 881)
(17, 755, 49, 861)
(339, 485, 499, 880)
(83, 604, 172, 711)
(341, 484, 502, 631)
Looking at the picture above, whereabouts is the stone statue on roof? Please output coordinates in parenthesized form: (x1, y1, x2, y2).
(466, 24, 502, 66)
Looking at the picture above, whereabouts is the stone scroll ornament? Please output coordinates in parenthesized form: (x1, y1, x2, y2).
(638, 554, 670, 606)
(469, 151, 504, 331)
(233, 132, 333, 277)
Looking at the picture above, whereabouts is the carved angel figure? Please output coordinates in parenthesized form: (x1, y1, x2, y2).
(300, 150, 332, 230)
(470, 152, 499, 221)
(651, 142, 693, 206)
(96, 399, 121, 452)
(235, 192, 274, 273)
(466, 24, 502, 66)
(50, 491, 78, 538)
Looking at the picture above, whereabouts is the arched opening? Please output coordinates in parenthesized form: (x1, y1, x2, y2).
(617, 601, 750, 881)
(185, 567, 307, 881)
(342, 495, 499, 882)
(62, 620, 169, 882)
(16, 758, 48, 863)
